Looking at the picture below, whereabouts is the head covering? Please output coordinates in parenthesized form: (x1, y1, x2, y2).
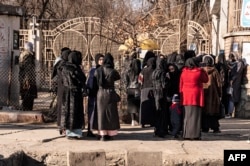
(68, 50, 82, 65)
(142, 51, 155, 68)
(184, 50, 196, 62)
(103, 53, 114, 68)
(24, 42, 33, 52)
(94, 53, 104, 68)
(156, 56, 167, 71)
(228, 52, 237, 61)
(172, 94, 180, 102)
(61, 47, 70, 54)
(146, 57, 156, 69)
(202, 54, 214, 67)
(61, 49, 71, 61)
(216, 53, 225, 64)
(185, 58, 198, 68)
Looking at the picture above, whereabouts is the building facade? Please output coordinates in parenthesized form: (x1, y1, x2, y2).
(0, 4, 24, 107)
(211, 0, 250, 118)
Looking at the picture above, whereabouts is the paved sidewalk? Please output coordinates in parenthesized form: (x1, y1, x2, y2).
(0, 118, 250, 165)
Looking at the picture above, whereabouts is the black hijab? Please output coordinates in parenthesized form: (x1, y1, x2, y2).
(95, 53, 104, 68)
(103, 53, 114, 68)
(185, 58, 198, 69)
(68, 50, 82, 66)
(142, 51, 155, 68)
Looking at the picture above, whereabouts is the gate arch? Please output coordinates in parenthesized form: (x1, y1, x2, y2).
(152, 19, 181, 55)
(152, 19, 210, 55)
(187, 20, 210, 54)
(43, 17, 133, 71)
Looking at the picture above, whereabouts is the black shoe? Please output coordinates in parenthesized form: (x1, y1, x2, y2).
(202, 129, 209, 133)
(213, 130, 221, 133)
(105, 135, 114, 140)
(86, 131, 96, 137)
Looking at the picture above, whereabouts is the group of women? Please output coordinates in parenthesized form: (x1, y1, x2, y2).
(52, 49, 121, 140)
(52, 47, 245, 141)
(124, 50, 245, 140)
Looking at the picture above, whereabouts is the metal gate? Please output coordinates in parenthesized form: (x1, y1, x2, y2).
(152, 19, 210, 55)
(16, 17, 210, 111)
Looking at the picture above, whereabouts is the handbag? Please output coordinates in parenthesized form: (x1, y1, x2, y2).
(219, 102, 225, 119)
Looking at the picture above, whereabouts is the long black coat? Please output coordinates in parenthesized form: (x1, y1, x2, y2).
(61, 62, 86, 130)
(94, 66, 121, 130)
(139, 57, 156, 126)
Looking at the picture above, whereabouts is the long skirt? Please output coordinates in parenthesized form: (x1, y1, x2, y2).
(139, 87, 156, 126)
(183, 106, 202, 139)
(127, 88, 140, 114)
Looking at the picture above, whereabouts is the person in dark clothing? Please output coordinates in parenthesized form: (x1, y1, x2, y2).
(142, 51, 155, 68)
(152, 56, 168, 137)
(165, 63, 181, 132)
(175, 54, 185, 71)
(19, 42, 37, 111)
(51, 47, 71, 135)
(226, 53, 244, 118)
(169, 94, 183, 138)
(61, 50, 87, 139)
(94, 53, 121, 141)
(215, 53, 229, 115)
(201, 55, 222, 133)
(138, 56, 156, 128)
(124, 52, 141, 126)
(86, 53, 104, 137)
(184, 50, 196, 62)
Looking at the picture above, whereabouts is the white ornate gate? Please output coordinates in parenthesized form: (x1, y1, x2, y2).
(187, 20, 210, 54)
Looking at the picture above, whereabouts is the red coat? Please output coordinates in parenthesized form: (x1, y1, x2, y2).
(179, 67, 208, 107)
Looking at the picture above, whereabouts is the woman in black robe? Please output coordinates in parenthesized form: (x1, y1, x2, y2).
(152, 56, 169, 137)
(61, 50, 86, 139)
(138, 56, 156, 128)
(94, 53, 121, 141)
(124, 52, 141, 126)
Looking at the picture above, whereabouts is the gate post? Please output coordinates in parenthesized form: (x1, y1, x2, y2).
(29, 15, 42, 89)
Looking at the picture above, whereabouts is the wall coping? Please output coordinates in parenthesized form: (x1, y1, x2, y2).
(223, 31, 250, 38)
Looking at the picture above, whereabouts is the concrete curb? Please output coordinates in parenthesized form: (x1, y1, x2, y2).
(1, 150, 224, 166)
(0, 111, 44, 123)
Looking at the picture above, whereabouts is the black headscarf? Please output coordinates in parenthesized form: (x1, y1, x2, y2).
(185, 58, 198, 69)
(96, 53, 114, 87)
(95, 53, 104, 68)
(184, 50, 196, 62)
(147, 57, 156, 69)
(68, 50, 82, 65)
(103, 53, 114, 68)
(61, 49, 71, 61)
(217, 53, 226, 64)
(142, 51, 155, 68)
(51, 48, 71, 79)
